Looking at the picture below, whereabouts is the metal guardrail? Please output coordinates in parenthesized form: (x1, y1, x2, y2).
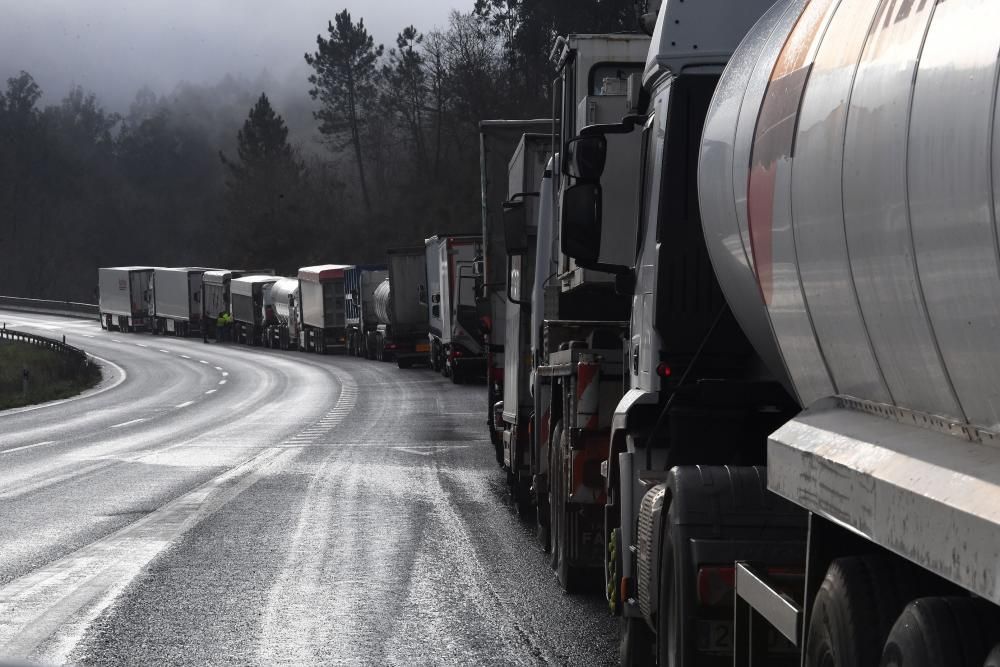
(0, 326, 89, 361)
(0, 296, 99, 319)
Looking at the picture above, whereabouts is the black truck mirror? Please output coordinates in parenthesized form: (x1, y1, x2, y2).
(560, 182, 602, 268)
(564, 134, 607, 180)
(502, 200, 528, 256)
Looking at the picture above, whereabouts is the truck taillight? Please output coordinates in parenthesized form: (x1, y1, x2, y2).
(386, 343, 397, 350)
(697, 565, 802, 607)
(697, 566, 736, 607)
(656, 363, 672, 378)
(451, 349, 463, 358)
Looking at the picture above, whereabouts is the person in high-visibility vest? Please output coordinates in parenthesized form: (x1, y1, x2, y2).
(217, 310, 233, 342)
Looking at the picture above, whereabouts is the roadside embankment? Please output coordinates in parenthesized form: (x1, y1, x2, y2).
(0, 339, 101, 410)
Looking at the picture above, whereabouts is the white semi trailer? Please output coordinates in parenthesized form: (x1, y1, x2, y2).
(555, 0, 1000, 664)
(151, 267, 216, 336)
(98, 266, 155, 331)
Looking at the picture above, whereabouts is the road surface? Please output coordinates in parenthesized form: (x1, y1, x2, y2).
(0, 309, 616, 665)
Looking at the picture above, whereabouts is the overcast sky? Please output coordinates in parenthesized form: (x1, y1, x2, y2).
(0, 0, 470, 111)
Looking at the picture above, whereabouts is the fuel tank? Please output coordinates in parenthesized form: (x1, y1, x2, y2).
(269, 277, 300, 326)
(699, 0, 1000, 431)
(373, 278, 391, 326)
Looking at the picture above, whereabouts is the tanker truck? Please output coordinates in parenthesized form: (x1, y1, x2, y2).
(379, 246, 430, 368)
(263, 277, 301, 350)
(555, 0, 1000, 665)
(344, 264, 387, 358)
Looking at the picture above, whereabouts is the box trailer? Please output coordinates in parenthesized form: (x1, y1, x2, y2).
(151, 267, 217, 336)
(424, 235, 483, 382)
(201, 268, 273, 339)
(98, 266, 155, 332)
(297, 264, 349, 354)
(230, 275, 277, 345)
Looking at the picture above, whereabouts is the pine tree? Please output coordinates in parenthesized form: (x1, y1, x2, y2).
(220, 93, 306, 269)
(305, 10, 383, 211)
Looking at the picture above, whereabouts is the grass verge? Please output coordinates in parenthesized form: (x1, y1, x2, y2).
(0, 341, 102, 410)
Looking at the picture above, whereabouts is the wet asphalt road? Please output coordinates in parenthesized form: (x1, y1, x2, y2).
(0, 309, 616, 665)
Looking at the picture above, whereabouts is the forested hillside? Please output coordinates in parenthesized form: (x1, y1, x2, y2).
(0, 1, 635, 300)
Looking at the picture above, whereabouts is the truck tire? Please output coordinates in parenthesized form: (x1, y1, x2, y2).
(880, 597, 1000, 667)
(806, 556, 919, 667)
(619, 616, 655, 666)
(397, 357, 413, 369)
(984, 644, 1000, 667)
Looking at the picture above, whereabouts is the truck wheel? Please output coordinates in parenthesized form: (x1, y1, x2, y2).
(984, 644, 1000, 667)
(397, 358, 412, 369)
(805, 556, 919, 667)
(880, 597, 1000, 667)
(619, 616, 655, 666)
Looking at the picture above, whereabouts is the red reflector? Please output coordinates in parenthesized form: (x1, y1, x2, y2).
(656, 363, 672, 378)
(697, 566, 735, 607)
(386, 344, 397, 350)
(452, 349, 463, 358)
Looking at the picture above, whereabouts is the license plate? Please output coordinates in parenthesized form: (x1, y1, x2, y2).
(698, 621, 732, 654)
(697, 620, 796, 656)
(415, 343, 430, 352)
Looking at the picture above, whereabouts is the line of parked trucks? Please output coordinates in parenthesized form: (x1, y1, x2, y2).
(95, 0, 1000, 664)
(97, 236, 484, 376)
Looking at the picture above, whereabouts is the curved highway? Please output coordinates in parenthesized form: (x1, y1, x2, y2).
(0, 309, 615, 665)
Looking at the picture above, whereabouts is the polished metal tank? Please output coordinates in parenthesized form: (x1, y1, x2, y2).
(699, 0, 1000, 431)
(269, 277, 300, 326)
(372, 278, 391, 325)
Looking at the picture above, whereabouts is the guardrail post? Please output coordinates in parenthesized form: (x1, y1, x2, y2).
(22, 366, 29, 395)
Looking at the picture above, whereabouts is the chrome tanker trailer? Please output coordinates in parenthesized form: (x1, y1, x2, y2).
(557, 0, 1000, 664)
(369, 278, 392, 361)
(263, 277, 301, 350)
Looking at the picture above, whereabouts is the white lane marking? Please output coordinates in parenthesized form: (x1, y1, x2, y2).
(110, 418, 147, 429)
(199, 360, 209, 364)
(0, 352, 127, 418)
(111, 339, 122, 343)
(136, 343, 147, 348)
(205, 389, 217, 395)
(2, 441, 56, 455)
(176, 401, 195, 408)
(214, 366, 223, 371)
(218, 380, 227, 385)
(180, 355, 191, 359)
(159, 349, 170, 354)
(221, 371, 229, 377)
(0, 447, 293, 661)
(81, 334, 94, 338)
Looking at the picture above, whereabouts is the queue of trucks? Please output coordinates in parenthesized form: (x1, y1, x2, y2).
(95, 0, 1000, 664)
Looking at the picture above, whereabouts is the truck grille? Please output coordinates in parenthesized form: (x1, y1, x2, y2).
(636, 484, 666, 619)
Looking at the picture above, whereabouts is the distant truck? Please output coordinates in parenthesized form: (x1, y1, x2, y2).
(424, 234, 483, 382)
(378, 246, 430, 368)
(297, 264, 349, 354)
(202, 268, 273, 338)
(151, 267, 217, 336)
(98, 266, 155, 332)
(230, 275, 278, 345)
(344, 264, 387, 358)
(263, 277, 301, 350)
(479, 119, 553, 449)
